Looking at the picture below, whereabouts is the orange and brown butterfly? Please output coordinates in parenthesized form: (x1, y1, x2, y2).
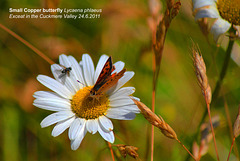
(89, 56, 126, 98)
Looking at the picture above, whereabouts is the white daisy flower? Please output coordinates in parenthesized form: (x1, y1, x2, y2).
(33, 54, 140, 150)
(192, 0, 239, 42)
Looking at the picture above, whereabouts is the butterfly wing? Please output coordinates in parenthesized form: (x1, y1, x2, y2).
(92, 56, 113, 91)
(95, 68, 126, 95)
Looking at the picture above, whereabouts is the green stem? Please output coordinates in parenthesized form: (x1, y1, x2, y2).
(185, 26, 236, 161)
(212, 40, 234, 102)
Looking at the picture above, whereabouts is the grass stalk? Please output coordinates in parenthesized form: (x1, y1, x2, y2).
(223, 98, 239, 159)
(204, 91, 219, 161)
(227, 137, 235, 161)
(151, 50, 156, 161)
(176, 139, 196, 161)
(151, 94, 155, 161)
(108, 142, 115, 161)
(0, 23, 55, 65)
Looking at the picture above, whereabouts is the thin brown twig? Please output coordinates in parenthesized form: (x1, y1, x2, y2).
(176, 139, 196, 161)
(151, 90, 155, 161)
(224, 97, 239, 159)
(227, 137, 235, 161)
(151, 52, 156, 161)
(204, 92, 219, 161)
(108, 142, 115, 161)
(224, 98, 234, 139)
(0, 23, 55, 65)
(149, 1, 181, 160)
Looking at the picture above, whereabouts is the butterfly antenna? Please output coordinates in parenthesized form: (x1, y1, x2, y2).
(77, 80, 87, 87)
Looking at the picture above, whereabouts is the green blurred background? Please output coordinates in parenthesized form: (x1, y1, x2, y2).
(0, 0, 240, 160)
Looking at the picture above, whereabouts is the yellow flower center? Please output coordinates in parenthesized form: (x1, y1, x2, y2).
(71, 86, 110, 120)
(217, 0, 240, 25)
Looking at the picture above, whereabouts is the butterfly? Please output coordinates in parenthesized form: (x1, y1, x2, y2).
(89, 56, 126, 99)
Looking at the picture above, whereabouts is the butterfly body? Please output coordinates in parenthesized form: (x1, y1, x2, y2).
(89, 56, 126, 98)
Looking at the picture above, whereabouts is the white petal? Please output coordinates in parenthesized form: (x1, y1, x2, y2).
(37, 75, 73, 99)
(86, 119, 99, 134)
(113, 61, 125, 73)
(40, 111, 74, 128)
(78, 61, 88, 87)
(51, 117, 75, 137)
(194, 6, 219, 20)
(210, 18, 231, 42)
(130, 96, 140, 101)
(193, 0, 216, 11)
(106, 105, 139, 120)
(107, 71, 134, 94)
(68, 55, 85, 89)
(51, 64, 64, 81)
(50, 64, 77, 94)
(33, 91, 64, 100)
(110, 97, 135, 107)
(33, 99, 70, 111)
(109, 87, 135, 100)
(106, 112, 137, 120)
(58, 55, 80, 92)
(94, 55, 109, 83)
(71, 123, 87, 150)
(98, 124, 114, 143)
(82, 54, 95, 86)
(33, 91, 70, 111)
(109, 104, 140, 113)
(99, 116, 113, 132)
(79, 61, 83, 67)
(69, 118, 85, 140)
(59, 54, 72, 68)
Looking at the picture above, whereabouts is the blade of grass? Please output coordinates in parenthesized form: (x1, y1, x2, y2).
(204, 92, 219, 161)
(227, 137, 235, 161)
(0, 23, 55, 65)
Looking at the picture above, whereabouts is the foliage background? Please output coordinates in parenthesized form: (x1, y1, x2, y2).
(0, 0, 240, 160)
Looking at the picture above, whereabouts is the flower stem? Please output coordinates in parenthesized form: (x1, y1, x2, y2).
(205, 92, 219, 161)
(212, 41, 234, 103)
(227, 137, 235, 161)
(151, 53, 156, 161)
(0, 23, 55, 65)
(223, 97, 239, 159)
(107, 142, 115, 161)
(176, 139, 196, 161)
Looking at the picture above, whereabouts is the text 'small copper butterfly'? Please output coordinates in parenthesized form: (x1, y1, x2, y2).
(90, 56, 126, 98)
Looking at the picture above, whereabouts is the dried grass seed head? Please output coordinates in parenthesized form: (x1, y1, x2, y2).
(132, 99, 177, 140)
(233, 106, 240, 138)
(192, 42, 212, 104)
(116, 144, 139, 159)
(171, 1, 181, 19)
